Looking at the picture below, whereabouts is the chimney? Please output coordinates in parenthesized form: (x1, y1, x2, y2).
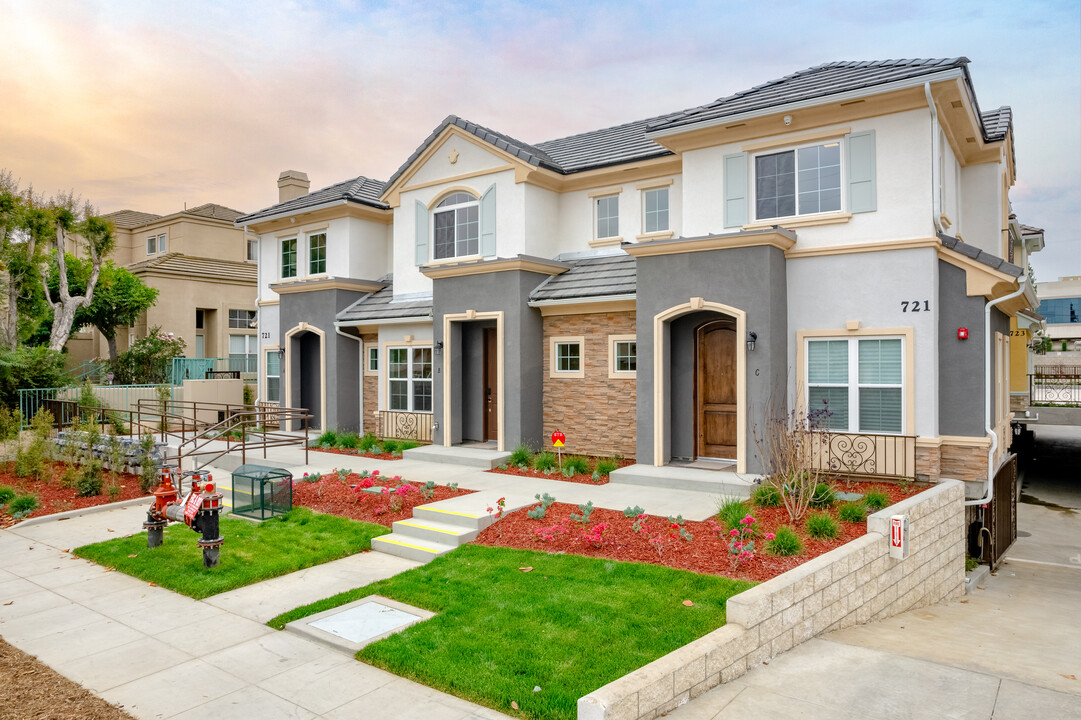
(277, 170, 310, 203)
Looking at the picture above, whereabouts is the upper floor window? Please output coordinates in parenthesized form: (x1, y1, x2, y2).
(228, 309, 256, 329)
(146, 233, 166, 254)
(755, 141, 841, 220)
(433, 192, 478, 260)
(643, 188, 669, 234)
(309, 233, 327, 274)
(281, 238, 297, 278)
(596, 195, 619, 239)
(247, 237, 258, 261)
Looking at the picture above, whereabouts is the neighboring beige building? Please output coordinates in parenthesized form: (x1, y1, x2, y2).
(66, 203, 258, 371)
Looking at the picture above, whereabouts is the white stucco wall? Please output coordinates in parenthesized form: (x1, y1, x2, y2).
(960, 162, 1003, 256)
(256, 302, 280, 403)
(346, 217, 393, 281)
(786, 247, 940, 437)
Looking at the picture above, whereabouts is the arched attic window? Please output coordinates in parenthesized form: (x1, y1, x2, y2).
(433, 191, 479, 260)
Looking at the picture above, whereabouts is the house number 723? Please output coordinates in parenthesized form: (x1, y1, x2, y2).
(901, 300, 930, 312)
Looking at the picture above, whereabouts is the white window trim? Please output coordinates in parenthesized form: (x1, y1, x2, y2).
(751, 137, 847, 223)
(280, 237, 298, 279)
(364, 343, 379, 377)
(431, 192, 481, 263)
(264, 346, 281, 404)
(307, 231, 328, 276)
(641, 186, 670, 235)
(608, 334, 636, 379)
(549, 335, 585, 379)
(592, 193, 621, 244)
(385, 343, 434, 413)
(803, 334, 907, 435)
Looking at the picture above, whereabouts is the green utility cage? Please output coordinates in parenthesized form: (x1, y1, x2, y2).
(231, 464, 293, 520)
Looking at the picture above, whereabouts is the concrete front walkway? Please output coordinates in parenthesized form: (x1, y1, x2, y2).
(0, 504, 510, 719)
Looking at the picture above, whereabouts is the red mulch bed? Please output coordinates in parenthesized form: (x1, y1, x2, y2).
(487, 459, 635, 486)
(0, 462, 150, 530)
(308, 446, 402, 461)
(474, 481, 921, 582)
(292, 470, 475, 528)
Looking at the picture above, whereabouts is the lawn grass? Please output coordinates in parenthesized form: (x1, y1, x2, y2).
(74, 508, 389, 599)
(268, 544, 753, 720)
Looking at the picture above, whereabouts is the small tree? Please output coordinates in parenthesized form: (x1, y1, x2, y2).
(753, 400, 833, 523)
(107, 327, 186, 384)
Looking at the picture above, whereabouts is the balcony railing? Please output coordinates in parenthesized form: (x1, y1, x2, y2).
(376, 411, 433, 443)
(1030, 368, 1081, 406)
(805, 431, 917, 480)
(171, 357, 257, 385)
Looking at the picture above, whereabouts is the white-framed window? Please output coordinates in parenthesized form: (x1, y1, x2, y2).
(549, 336, 585, 378)
(806, 336, 903, 433)
(265, 349, 280, 403)
(608, 335, 636, 378)
(755, 141, 842, 220)
(247, 237, 258, 261)
(433, 192, 479, 260)
(229, 334, 257, 373)
(365, 344, 379, 376)
(228, 309, 256, 329)
(596, 195, 619, 239)
(388, 346, 433, 412)
(281, 238, 297, 278)
(643, 187, 669, 234)
(309, 232, 326, 274)
(146, 233, 166, 255)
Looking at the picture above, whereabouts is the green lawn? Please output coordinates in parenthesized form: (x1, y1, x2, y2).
(74, 508, 389, 599)
(269, 545, 753, 720)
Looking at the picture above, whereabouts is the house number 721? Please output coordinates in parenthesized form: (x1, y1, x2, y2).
(901, 300, 930, 312)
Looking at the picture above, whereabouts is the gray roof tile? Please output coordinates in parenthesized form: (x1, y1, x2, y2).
(336, 277, 433, 323)
(529, 253, 636, 302)
(980, 106, 1011, 141)
(938, 233, 1022, 277)
(237, 175, 388, 224)
(102, 209, 163, 229)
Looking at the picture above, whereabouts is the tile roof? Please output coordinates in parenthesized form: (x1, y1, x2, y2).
(125, 252, 257, 283)
(937, 233, 1022, 277)
(1020, 223, 1044, 236)
(336, 277, 433, 323)
(102, 209, 163, 229)
(529, 253, 637, 302)
(647, 58, 971, 133)
(534, 117, 673, 173)
(236, 175, 388, 224)
(184, 203, 245, 222)
(980, 106, 1011, 141)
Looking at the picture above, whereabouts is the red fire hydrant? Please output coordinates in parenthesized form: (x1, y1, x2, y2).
(143, 467, 225, 568)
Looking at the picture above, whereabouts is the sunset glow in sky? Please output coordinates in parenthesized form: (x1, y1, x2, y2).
(2, 0, 1078, 278)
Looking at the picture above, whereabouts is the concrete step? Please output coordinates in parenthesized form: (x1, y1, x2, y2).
(403, 444, 512, 469)
(392, 517, 478, 545)
(371, 534, 458, 563)
(609, 463, 758, 497)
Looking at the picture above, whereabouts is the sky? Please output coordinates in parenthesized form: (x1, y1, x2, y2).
(1, 0, 1078, 280)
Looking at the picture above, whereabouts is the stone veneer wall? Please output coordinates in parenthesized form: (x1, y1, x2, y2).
(542, 311, 636, 459)
(578, 480, 966, 720)
(362, 333, 379, 436)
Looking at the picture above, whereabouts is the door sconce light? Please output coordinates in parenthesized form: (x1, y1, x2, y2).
(435, 341, 444, 355)
(746, 331, 758, 352)
(277, 347, 285, 361)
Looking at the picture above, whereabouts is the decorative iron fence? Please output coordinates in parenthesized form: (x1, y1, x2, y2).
(377, 411, 433, 443)
(18, 384, 175, 429)
(805, 431, 917, 480)
(171, 357, 257, 385)
(1030, 367, 1081, 406)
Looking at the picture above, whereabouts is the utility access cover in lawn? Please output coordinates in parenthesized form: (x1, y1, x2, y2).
(290, 595, 435, 653)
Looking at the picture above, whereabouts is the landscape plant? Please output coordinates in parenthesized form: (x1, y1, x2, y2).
(753, 401, 833, 522)
(766, 526, 803, 556)
(809, 482, 836, 509)
(622, 505, 645, 518)
(8, 493, 39, 518)
(527, 492, 556, 520)
(561, 455, 590, 477)
(532, 451, 557, 473)
(508, 443, 534, 467)
(569, 500, 594, 525)
(716, 496, 750, 531)
(594, 457, 618, 477)
(838, 502, 866, 523)
(864, 490, 889, 511)
(805, 511, 840, 540)
(0, 406, 21, 441)
(751, 484, 782, 507)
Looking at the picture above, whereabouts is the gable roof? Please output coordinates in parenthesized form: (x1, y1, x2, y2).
(237, 175, 388, 224)
(125, 252, 257, 284)
(529, 253, 637, 302)
(648, 58, 972, 134)
(336, 276, 433, 324)
(185, 203, 245, 222)
(103, 209, 163, 229)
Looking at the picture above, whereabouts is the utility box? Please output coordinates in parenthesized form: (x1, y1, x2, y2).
(231, 464, 293, 520)
(889, 514, 910, 560)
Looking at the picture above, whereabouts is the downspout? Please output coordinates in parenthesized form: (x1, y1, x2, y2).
(924, 83, 943, 235)
(334, 324, 365, 432)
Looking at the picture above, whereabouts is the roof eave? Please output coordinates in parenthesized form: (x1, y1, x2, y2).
(236, 197, 388, 228)
(527, 293, 637, 308)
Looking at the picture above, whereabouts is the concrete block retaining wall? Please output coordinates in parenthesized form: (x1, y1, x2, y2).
(578, 479, 966, 720)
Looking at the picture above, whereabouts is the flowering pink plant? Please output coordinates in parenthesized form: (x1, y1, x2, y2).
(534, 517, 570, 542)
(581, 522, 610, 548)
(487, 497, 507, 537)
(727, 514, 759, 566)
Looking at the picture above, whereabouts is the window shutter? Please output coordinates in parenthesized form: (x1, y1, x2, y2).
(414, 199, 428, 266)
(723, 153, 748, 228)
(846, 130, 877, 213)
(479, 184, 496, 257)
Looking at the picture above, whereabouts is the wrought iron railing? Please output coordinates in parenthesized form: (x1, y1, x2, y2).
(377, 411, 433, 443)
(805, 431, 917, 480)
(1029, 368, 1081, 406)
(171, 357, 257, 385)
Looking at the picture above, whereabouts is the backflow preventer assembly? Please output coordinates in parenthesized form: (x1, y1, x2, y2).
(142, 467, 225, 568)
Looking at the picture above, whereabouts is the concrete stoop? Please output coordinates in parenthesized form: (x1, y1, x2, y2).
(402, 443, 512, 469)
(609, 463, 760, 497)
(371, 491, 534, 563)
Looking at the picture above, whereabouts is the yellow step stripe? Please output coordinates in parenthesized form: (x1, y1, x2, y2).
(397, 521, 462, 535)
(376, 537, 443, 553)
(421, 507, 483, 519)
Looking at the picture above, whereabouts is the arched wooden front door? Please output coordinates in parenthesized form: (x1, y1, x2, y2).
(695, 319, 737, 459)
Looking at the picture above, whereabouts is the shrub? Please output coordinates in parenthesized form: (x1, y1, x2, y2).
(0, 406, 22, 441)
(809, 482, 836, 509)
(8, 493, 39, 516)
(838, 502, 867, 523)
(14, 442, 46, 480)
(622, 505, 645, 518)
(864, 490, 889, 511)
(107, 327, 186, 384)
(717, 496, 750, 531)
(357, 432, 379, 452)
(594, 457, 619, 477)
(58, 462, 82, 489)
(562, 455, 590, 476)
(751, 484, 781, 507)
(0, 485, 14, 505)
(766, 526, 803, 556)
(966, 555, 980, 572)
(526, 492, 555, 520)
(0, 346, 66, 409)
(76, 462, 104, 497)
(532, 451, 557, 472)
(806, 511, 840, 540)
(315, 430, 340, 448)
(569, 500, 594, 524)
(338, 433, 360, 449)
(382, 439, 401, 455)
(508, 444, 534, 467)
(137, 432, 158, 493)
(398, 441, 419, 452)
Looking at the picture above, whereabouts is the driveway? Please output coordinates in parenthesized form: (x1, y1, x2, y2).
(670, 425, 1081, 719)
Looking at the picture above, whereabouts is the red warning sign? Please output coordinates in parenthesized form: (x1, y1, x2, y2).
(551, 430, 566, 448)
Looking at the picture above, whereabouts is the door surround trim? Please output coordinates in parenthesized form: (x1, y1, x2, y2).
(284, 321, 327, 430)
(694, 318, 738, 461)
(653, 299, 746, 472)
(442, 310, 505, 451)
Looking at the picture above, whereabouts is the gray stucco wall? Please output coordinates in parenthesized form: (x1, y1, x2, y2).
(938, 260, 1010, 436)
(635, 245, 788, 472)
(279, 288, 366, 431)
(433, 270, 548, 448)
